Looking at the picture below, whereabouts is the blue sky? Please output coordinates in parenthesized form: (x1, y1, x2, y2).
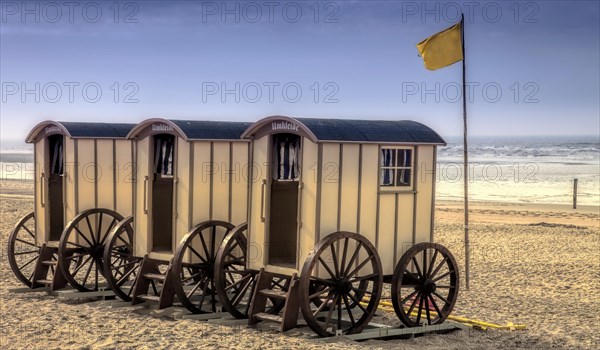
(1, 0, 599, 142)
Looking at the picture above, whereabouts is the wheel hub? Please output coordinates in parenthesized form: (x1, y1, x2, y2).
(336, 278, 353, 294)
(422, 279, 436, 294)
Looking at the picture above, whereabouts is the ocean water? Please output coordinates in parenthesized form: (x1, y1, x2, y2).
(1, 136, 599, 206)
(436, 136, 600, 206)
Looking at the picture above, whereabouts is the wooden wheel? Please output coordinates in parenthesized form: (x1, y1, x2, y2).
(102, 216, 142, 301)
(172, 220, 234, 314)
(299, 232, 383, 336)
(7, 212, 40, 287)
(214, 223, 254, 318)
(58, 208, 124, 292)
(392, 242, 459, 327)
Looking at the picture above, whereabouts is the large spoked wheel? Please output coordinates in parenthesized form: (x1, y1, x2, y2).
(172, 220, 234, 314)
(7, 212, 40, 287)
(58, 208, 124, 292)
(102, 216, 142, 301)
(299, 232, 383, 337)
(214, 223, 259, 318)
(391, 242, 459, 327)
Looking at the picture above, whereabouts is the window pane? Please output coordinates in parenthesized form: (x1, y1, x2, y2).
(396, 169, 411, 186)
(380, 169, 395, 186)
(397, 149, 411, 168)
(381, 148, 396, 167)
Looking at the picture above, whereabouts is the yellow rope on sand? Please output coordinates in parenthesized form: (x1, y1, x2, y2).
(360, 299, 527, 331)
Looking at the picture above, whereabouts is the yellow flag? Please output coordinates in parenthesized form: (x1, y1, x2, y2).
(416, 22, 463, 70)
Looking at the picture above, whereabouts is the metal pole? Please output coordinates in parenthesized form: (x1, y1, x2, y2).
(573, 178, 578, 209)
(461, 13, 470, 290)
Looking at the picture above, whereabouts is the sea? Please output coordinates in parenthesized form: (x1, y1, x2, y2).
(1, 136, 599, 207)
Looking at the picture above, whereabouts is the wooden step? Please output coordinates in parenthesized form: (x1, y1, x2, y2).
(259, 288, 287, 299)
(41, 260, 57, 266)
(143, 273, 166, 282)
(35, 279, 53, 285)
(253, 312, 283, 323)
(137, 294, 160, 302)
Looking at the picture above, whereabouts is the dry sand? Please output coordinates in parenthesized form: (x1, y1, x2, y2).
(1, 179, 598, 349)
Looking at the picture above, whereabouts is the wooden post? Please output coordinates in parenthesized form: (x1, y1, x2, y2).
(573, 178, 578, 209)
(460, 13, 470, 291)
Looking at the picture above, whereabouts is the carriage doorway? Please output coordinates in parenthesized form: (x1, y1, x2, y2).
(151, 134, 175, 252)
(47, 134, 64, 241)
(268, 133, 301, 268)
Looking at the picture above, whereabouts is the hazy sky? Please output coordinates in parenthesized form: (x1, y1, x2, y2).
(1, 0, 599, 142)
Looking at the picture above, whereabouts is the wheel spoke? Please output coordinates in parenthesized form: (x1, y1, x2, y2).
(432, 291, 451, 305)
(317, 256, 337, 279)
(82, 259, 94, 287)
(15, 238, 37, 247)
(100, 218, 118, 246)
(309, 286, 334, 300)
(339, 238, 349, 276)
(312, 291, 335, 317)
(22, 225, 36, 239)
(426, 250, 438, 278)
(14, 250, 39, 255)
(71, 255, 93, 276)
(18, 255, 38, 270)
(96, 213, 103, 246)
(330, 243, 340, 277)
(346, 255, 372, 279)
(73, 225, 94, 247)
(342, 294, 356, 328)
(323, 293, 340, 330)
(400, 289, 419, 305)
(116, 264, 138, 285)
(431, 270, 454, 283)
(188, 245, 208, 263)
(231, 277, 253, 306)
(425, 294, 431, 324)
(182, 271, 204, 284)
(429, 256, 448, 280)
(186, 277, 206, 299)
(225, 274, 252, 292)
(406, 293, 420, 315)
(347, 292, 368, 314)
(198, 229, 210, 260)
(428, 294, 443, 317)
(342, 242, 362, 278)
(416, 296, 423, 325)
(411, 257, 424, 280)
(348, 272, 378, 284)
(85, 216, 97, 245)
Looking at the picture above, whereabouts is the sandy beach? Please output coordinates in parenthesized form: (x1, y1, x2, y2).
(1, 179, 598, 349)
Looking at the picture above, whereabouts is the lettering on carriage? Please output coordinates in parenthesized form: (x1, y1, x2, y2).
(44, 126, 62, 134)
(152, 123, 174, 132)
(271, 121, 299, 132)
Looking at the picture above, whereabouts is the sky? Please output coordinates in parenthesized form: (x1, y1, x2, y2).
(1, 0, 599, 143)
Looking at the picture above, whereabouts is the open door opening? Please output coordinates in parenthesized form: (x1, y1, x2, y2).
(48, 135, 64, 241)
(268, 133, 300, 268)
(151, 134, 175, 252)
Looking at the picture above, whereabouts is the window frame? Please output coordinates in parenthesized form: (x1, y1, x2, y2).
(379, 146, 415, 191)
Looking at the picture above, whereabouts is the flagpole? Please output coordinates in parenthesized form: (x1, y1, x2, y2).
(461, 13, 470, 290)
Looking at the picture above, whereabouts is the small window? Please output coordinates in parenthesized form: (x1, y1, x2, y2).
(49, 135, 64, 175)
(154, 134, 175, 177)
(272, 134, 300, 181)
(380, 148, 412, 188)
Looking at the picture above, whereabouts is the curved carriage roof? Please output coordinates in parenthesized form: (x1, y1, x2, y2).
(26, 121, 136, 142)
(242, 116, 446, 145)
(126, 118, 252, 141)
